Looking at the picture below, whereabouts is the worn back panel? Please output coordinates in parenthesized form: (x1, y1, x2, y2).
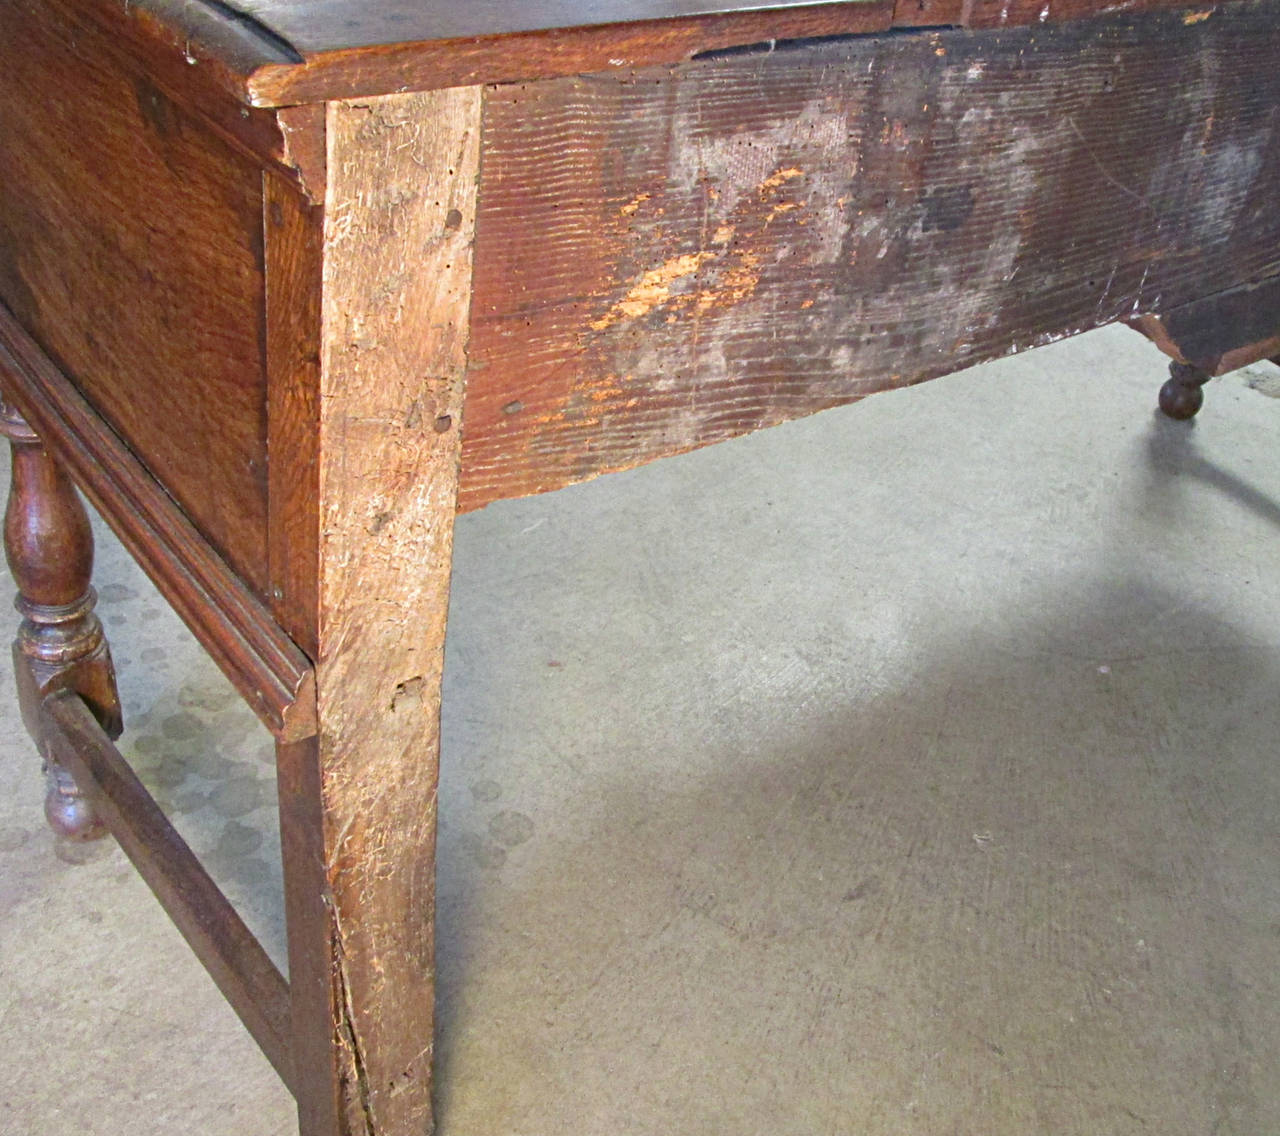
(0, 0, 270, 593)
(462, 2, 1280, 510)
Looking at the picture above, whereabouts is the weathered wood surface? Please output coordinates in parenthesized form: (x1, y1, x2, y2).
(232, 0, 887, 51)
(40, 690, 295, 1088)
(459, 1, 1280, 510)
(0, 0, 272, 594)
(239, 0, 1232, 105)
(0, 306, 316, 741)
(278, 88, 480, 1136)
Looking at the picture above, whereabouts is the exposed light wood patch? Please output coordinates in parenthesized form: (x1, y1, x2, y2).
(301, 87, 481, 1135)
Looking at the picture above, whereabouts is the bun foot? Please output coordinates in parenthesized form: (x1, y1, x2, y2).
(44, 763, 106, 841)
(1158, 361, 1210, 420)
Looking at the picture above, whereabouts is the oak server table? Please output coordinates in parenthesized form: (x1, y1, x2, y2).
(2, 0, 1279, 1131)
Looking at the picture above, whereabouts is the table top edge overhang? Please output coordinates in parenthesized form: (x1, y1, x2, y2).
(80, 0, 1233, 107)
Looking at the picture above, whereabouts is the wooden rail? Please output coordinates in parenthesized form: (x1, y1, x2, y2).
(39, 691, 296, 1091)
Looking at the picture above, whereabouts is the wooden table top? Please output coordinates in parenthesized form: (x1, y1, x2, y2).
(87, 0, 1220, 105)
(232, 0, 873, 52)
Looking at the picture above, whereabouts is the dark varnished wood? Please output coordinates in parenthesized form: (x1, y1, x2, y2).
(239, 2, 898, 105)
(40, 690, 294, 1086)
(275, 734, 344, 1136)
(1131, 274, 1280, 418)
(1158, 360, 1212, 420)
(0, 304, 315, 741)
(264, 173, 323, 657)
(0, 399, 120, 839)
(20, 0, 320, 198)
(233, 0, 889, 53)
(238, 0, 1225, 106)
(0, 0, 272, 595)
(1131, 275, 1280, 377)
(459, 2, 1280, 509)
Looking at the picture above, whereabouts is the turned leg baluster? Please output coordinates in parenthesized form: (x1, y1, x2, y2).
(1, 397, 121, 839)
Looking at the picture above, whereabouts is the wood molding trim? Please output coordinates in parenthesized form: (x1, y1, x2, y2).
(0, 302, 316, 741)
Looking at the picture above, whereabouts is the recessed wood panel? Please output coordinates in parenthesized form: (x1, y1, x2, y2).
(0, 0, 270, 593)
(461, 1, 1280, 510)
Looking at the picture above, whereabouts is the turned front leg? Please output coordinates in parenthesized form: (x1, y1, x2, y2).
(0, 398, 121, 838)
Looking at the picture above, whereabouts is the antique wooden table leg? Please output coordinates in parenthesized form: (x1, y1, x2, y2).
(0, 398, 122, 838)
(267, 89, 480, 1136)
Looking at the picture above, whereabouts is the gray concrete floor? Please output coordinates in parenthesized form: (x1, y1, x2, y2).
(3, 325, 1280, 1135)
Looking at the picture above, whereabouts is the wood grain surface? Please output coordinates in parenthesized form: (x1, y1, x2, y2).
(244, 2, 897, 106)
(265, 173, 324, 657)
(279, 88, 481, 1136)
(0, 0, 272, 594)
(29, 0, 319, 193)
(41, 0, 1221, 106)
(458, 0, 1280, 510)
(239, 0, 1221, 106)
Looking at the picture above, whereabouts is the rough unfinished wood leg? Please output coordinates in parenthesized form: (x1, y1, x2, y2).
(0, 397, 121, 838)
(1158, 360, 1211, 421)
(272, 88, 480, 1136)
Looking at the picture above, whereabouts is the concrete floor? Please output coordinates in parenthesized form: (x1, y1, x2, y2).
(3, 324, 1280, 1135)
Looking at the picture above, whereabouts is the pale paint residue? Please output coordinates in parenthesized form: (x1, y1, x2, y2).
(765, 201, 801, 226)
(620, 192, 652, 217)
(1183, 9, 1213, 23)
(695, 251, 760, 313)
(589, 252, 714, 330)
(759, 167, 805, 194)
(669, 97, 851, 225)
(590, 246, 763, 332)
(823, 87, 1066, 375)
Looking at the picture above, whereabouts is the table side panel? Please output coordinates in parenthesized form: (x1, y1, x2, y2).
(0, 0, 272, 595)
(461, 2, 1280, 510)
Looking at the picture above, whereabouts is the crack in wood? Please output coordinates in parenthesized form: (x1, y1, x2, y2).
(331, 909, 377, 1136)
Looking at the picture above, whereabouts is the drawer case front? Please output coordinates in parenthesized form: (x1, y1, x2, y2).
(0, 0, 270, 596)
